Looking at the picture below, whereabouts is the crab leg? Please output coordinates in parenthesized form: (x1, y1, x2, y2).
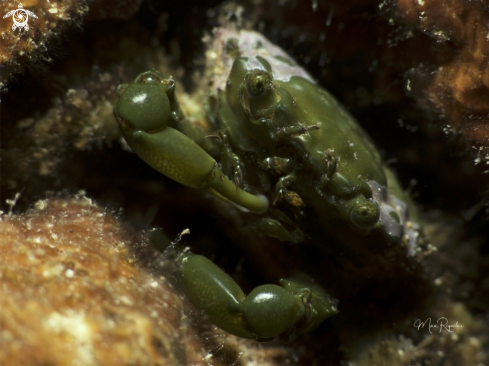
(149, 229, 338, 341)
(114, 69, 268, 214)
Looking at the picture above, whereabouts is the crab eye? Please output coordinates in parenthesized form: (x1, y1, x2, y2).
(350, 200, 380, 229)
(134, 69, 171, 85)
(240, 68, 280, 121)
(245, 70, 272, 98)
(138, 73, 161, 84)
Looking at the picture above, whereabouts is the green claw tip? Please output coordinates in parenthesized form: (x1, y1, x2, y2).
(280, 271, 339, 337)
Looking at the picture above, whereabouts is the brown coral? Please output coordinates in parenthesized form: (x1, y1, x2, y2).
(0, 0, 90, 91)
(397, 0, 489, 143)
(3, 72, 120, 188)
(0, 194, 193, 365)
(0, 0, 147, 92)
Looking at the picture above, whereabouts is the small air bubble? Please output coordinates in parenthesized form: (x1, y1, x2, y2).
(326, 6, 334, 27)
(311, 0, 318, 12)
(355, 87, 367, 98)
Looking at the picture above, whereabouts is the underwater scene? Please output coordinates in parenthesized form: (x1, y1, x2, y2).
(1, 0, 488, 365)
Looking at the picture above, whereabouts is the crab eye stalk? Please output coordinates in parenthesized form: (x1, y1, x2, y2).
(350, 200, 380, 229)
(240, 69, 280, 120)
(245, 70, 272, 98)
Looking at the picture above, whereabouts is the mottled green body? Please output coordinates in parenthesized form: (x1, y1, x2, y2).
(215, 57, 386, 239)
(113, 28, 423, 341)
(210, 48, 421, 252)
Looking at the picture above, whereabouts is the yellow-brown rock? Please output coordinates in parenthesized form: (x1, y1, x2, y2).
(397, 0, 489, 143)
(0, 194, 191, 365)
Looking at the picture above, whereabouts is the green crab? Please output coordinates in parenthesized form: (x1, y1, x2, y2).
(113, 28, 423, 341)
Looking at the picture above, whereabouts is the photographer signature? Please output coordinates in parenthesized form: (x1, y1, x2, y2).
(413, 317, 464, 333)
